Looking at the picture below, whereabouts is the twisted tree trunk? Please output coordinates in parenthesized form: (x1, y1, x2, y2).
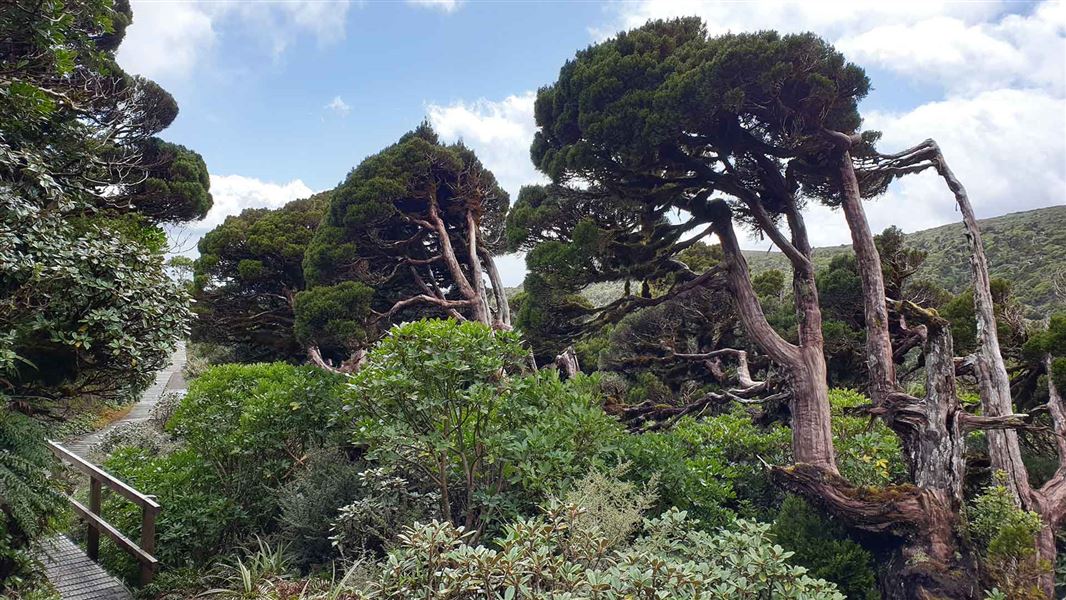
(858, 139, 1063, 595)
(837, 149, 896, 408)
(712, 204, 837, 473)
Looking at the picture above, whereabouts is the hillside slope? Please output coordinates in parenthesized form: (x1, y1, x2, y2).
(743, 205, 1065, 316)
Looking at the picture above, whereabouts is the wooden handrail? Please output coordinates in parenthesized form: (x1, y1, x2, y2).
(48, 440, 161, 586)
(48, 441, 161, 510)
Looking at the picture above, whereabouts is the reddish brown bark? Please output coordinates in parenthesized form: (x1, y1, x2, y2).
(713, 207, 837, 473)
(861, 139, 1062, 596)
(399, 190, 508, 328)
(837, 148, 897, 407)
(774, 315, 979, 599)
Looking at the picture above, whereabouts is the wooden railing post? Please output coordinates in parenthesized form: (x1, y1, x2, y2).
(87, 478, 101, 560)
(139, 503, 159, 585)
(47, 441, 161, 587)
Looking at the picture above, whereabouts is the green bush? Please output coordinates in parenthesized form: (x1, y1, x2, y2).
(276, 449, 366, 568)
(328, 464, 439, 560)
(102, 362, 349, 574)
(493, 371, 624, 517)
(102, 446, 235, 573)
(167, 362, 348, 528)
(829, 389, 907, 486)
(325, 504, 844, 599)
(772, 495, 879, 600)
(967, 475, 1049, 599)
(0, 410, 64, 587)
(620, 407, 791, 526)
(347, 319, 621, 536)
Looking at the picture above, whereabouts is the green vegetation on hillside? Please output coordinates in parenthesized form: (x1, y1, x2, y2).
(744, 206, 1066, 315)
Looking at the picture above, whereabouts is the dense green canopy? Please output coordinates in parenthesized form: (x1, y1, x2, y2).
(193, 193, 330, 362)
(1, 0, 212, 410)
(299, 124, 511, 366)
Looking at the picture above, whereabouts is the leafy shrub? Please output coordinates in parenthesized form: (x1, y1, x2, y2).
(620, 407, 791, 526)
(348, 320, 527, 533)
(102, 446, 235, 573)
(829, 389, 907, 486)
(348, 319, 621, 535)
(149, 391, 184, 430)
(967, 476, 1049, 599)
(103, 363, 348, 574)
(0, 410, 64, 586)
(167, 362, 348, 528)
(325, 503, 844, 599)
(561, 467, 657, 549)
(1, 216, 190, 410)
(92, 420, 173, 459)
(771, 495, 879, 600)
(277, 449, 367, 568)
(493, 371, 624, 517)
(328, 465, 439, 560)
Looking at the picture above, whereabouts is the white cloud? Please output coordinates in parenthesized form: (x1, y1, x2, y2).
(118, 1, 353, 80)
(595, 1, 1064, 98)
(427, 93, 547, 286)
(408, 0, 464, 13)
(798, 88, 1066, 247)
(862, 90, 1063, 233)
(837, 4, 1065, 96)
(427, 92, 548, 200)
(170, 175, 315, 255)
(593, 0, 1002, 41)
(325, 96, 352, 116)
(117, 3, 216, 80)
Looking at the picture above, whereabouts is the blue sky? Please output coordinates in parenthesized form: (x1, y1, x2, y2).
(118, 0, 1065, 284)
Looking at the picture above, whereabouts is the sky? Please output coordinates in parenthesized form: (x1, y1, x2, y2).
(118, 0, 1066, 286)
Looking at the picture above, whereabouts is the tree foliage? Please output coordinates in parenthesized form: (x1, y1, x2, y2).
(1, 0, 211, 576)
(300, 125, 511, 367)
(193, 193, 329, 362)
(1, 0, 211, 411)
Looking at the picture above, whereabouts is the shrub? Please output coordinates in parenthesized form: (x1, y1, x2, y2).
(348, 319, 621, 536)
(771, 495, 879, 600)
(620, 407, 791, 526)
(561, 466, 657, 549)
(102, 446, 235, 574)
(149, 391, 184, 430)
(92, 421, 173, 460)
(493, 371, 624, 518)
(0, 410, 64, 587)
(328, 465, 439, 560)
(102, 363, 349, 574)
(967, 475, 1049, 599)
(325, 503, 844, 599)
(167, 362, 348, 528)
(276, 449, 366, 568)
(829, 389, 907, 486)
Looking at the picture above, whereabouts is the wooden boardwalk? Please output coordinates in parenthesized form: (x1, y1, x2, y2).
(36, 344, 187, 599)
(66, 343, 187, 457)
(37, 535, 132, 600)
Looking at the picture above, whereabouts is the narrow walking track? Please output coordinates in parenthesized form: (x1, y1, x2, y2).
(66, 342, 187, 458)
(36, 343, 187, 600)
